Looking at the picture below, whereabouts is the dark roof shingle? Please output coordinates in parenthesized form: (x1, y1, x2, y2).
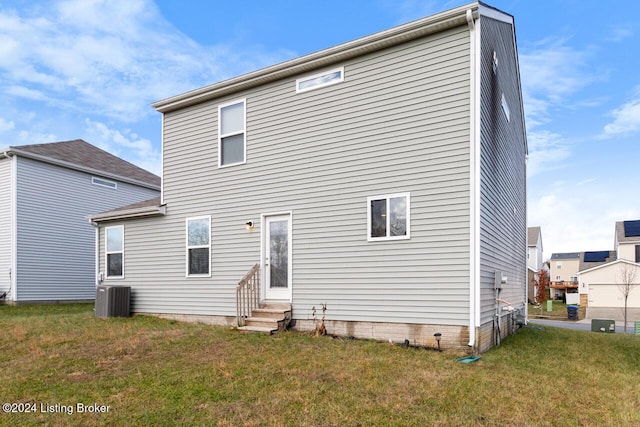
(10, 139, 160, 187)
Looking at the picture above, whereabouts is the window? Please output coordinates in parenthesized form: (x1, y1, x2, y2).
(635, 245, 640, 263)
(296, 67, 344, 93)
(92, 176, 117, 189)
(105, 226, 124, 278)
(367, 193, 410, 241)
(557, 263, 562, 270)
(186, 216, 211, 276)
(501, 93, 510, 122)
(218, 99, 246, 167)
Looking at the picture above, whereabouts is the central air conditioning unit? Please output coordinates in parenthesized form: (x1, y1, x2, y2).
(95, 285, 131, 318)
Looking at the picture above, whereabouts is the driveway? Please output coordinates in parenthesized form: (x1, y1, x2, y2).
(529, 318, 635, 334)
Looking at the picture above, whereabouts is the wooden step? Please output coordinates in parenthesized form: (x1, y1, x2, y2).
(253, 307, 291, 319)
(238, 303, 292, 334)
(245, 316, 284, 329)
(238, 325, 276, 334)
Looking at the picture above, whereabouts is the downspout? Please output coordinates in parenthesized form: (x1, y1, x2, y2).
(4, 150, 17, 301)
(89, 221, 101, 287)
(466, 8, 479, 349)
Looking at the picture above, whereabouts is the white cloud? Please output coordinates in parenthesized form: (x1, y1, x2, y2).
(83, 118, 161, 175)
(0, 0, 293, 122)
(0, 117, 14, 132)
(520, 39, 599, 130)
(606, 25, 634, 42)
(528, 184, 639, 259)
(526, 130, 572, 178)
(600, 89, 640, 138)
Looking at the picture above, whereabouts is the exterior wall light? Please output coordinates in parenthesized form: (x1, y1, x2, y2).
(245, 221, 254, 231)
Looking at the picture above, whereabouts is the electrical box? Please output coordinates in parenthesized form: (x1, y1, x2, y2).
(95, 285, 131, 318)
(591, 319, 615, 333)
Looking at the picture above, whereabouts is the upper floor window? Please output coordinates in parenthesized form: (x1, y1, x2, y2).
(219, 99, 246, 167)
(635, 245, 640, 263)
(367, 193, 410, 241)
(92, 176, 117, 189)
(186, 216, 211, 277)
(105, 225, 124, 278)
(501, 93, 510, 122)
(296, 67, 344, 93)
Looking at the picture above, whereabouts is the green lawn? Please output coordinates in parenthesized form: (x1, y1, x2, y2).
(1, 304, 639, 426)
(529, 301, 573, 319)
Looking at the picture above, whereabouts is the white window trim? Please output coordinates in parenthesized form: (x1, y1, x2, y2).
(296, 66, 344, 93)
(367, 192, 411, 242)
(186, 215, 212, 277)
(501, 93, 510, 122)
(105, 225, 124, 279)
(92, 176, 117, 189)
(218, 98, 246, 168)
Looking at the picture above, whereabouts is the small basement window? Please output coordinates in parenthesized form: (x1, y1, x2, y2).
(92, 177, 117, 189)
(296, 67, 344, 93)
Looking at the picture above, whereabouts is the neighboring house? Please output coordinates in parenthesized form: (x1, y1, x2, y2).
(0, 139, 160, 303)
(90, 2, 527, 352)
(549, 252, 580, 300)
(527, 226, 543, 302)
(578, 220, 640, 321)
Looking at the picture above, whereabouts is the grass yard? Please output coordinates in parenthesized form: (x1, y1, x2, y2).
(529, 301, 570, 319)
(1, 304, 639, 426)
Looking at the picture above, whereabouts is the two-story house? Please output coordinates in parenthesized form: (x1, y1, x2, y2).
(549, 252, 580, 300)
(0, 139, 160, 303)
(578, 220, 640, 322)
(527, 226, 543, 302)
(90, 2, 527, 352)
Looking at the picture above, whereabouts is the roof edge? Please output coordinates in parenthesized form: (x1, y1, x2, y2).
(577, 258, 640, 275)
(152, 2, 481, 113)
(4, 147, 160, 191)
(88, 204, 166, 223)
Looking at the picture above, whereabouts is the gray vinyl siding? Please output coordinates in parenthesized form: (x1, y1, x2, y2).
(478, 17, 527, 324)
(0, 157, 11, 296)
(110, 25, 473, 325)
(14, 157, 159, 301)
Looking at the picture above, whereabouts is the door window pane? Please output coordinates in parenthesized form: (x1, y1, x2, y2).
(269, 220, 288, 288)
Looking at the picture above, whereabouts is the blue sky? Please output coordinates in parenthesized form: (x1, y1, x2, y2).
(1, 0, 639, 259)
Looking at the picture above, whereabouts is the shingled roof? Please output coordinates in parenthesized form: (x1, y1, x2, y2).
(89, 196, 165, 222)
(5, 139, 160, 188)
(615, 220, 640, 244)
(527, 226, 541, 247)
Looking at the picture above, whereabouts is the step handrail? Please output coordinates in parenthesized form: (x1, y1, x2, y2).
(236, 263, 260, 327)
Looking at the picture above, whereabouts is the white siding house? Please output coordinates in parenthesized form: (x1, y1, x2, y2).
(91, 2, 527, 352)
(0, 139, 160, 303)
(578, 220, 640, 322)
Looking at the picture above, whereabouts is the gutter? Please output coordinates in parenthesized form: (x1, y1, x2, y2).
(152, 3, 480, 113)
(87, 204, 167, 223)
